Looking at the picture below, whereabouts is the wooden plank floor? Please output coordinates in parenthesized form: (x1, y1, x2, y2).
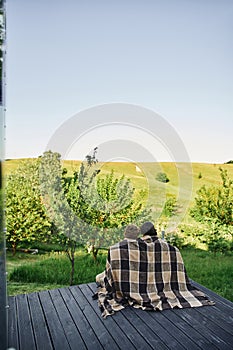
(7, 281, 233, 350)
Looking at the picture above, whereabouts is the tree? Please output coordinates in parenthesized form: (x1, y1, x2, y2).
(63, 154, 151, 259)
(156, 172, 169, 183)
(161, 195, 177, 217)
(190, 168, 233, 252)
(39, 150, 80, 285)
(40, 149, 151, 265)
(6, 159, 51, 255)
(190, 168, 233, 226)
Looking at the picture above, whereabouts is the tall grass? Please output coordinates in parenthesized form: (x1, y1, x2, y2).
(9, 250, 107, 286)
(182, 248, 233, 301)
(8, 247, 233, 301)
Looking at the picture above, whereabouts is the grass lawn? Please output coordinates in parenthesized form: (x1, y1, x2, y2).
(6, 247, 233, 302)
(7, 249, 107, 295)
(182, 248, 233, 302)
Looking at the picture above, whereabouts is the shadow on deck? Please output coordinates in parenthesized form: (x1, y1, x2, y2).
(8, 280, 233, 350)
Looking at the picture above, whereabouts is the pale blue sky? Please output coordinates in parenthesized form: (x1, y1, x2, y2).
(5, 0, 233, 163)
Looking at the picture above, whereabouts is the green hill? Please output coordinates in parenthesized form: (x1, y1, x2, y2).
(4, 158, 233, 225)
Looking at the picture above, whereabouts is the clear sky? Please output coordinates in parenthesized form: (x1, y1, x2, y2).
(5, 0, 233, 163)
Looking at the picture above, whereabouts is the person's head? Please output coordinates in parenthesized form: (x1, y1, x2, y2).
(124, 224, 140, 240)
(140, 221, 157, 237)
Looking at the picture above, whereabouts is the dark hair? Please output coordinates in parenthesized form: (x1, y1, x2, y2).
(140, 221, 157, 236)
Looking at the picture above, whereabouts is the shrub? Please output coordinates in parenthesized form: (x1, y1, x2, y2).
(156, 172, 169, 183)
(162, 196, 177, 217)
(165, 232, 185, 249)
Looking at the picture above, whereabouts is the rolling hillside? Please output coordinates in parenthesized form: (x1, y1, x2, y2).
(4, 158, 233, 225)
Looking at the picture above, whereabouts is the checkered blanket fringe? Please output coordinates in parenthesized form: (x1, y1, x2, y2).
(96, 236, 215, 318)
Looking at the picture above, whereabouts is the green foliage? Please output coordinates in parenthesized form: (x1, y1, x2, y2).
(180, 222, 233, 254)
(7, 248, 233, 301)
(204, 223, 233, 254)
(40, 150, 79, 284)
(161, 195, 177, 217)
(40, 149, 150, 263)
(157, 196, 179, 234)
(164, 232, 185, 249)
(5, 159, 51, 255)
(156, 172, 169, 183)
(64, 166, 151, 253)
(190, 168, 233, 226)
(190, 168, 233, 252)
(9, 250, 107, 286)
(178, 223, 206, 247)
(198, 172, 202, 179)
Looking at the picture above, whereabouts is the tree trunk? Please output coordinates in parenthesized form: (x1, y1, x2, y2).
(70, 255, 75, 285)
(12, 242, 17, 256)
(92, 246, 99, 262)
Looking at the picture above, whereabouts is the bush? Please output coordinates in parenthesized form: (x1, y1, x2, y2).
(156, 172, 169, 183)
(162, 196, 177, 217)
(190, 168, 233, 226)
(165, 232, 185, 249)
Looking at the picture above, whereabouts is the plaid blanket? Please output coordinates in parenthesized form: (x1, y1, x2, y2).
(96, 236, 214, 318)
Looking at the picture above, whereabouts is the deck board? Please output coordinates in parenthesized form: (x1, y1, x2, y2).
(7, 281, 233, 350)
(16, 294, 36, 350)
(27, 292, 53, 350)
(59, 287, 103, 350)
(7, 296, 19, 350)
(80, 284, 137, 350)
(86, 283, 168, 350)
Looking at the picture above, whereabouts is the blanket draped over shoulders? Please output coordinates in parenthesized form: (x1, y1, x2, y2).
(96, 236, 214, 318)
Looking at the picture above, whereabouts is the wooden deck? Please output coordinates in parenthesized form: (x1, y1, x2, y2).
(7, 280, 233, 350)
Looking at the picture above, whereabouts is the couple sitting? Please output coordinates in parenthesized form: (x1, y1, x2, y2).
(95, 222, 214, 318)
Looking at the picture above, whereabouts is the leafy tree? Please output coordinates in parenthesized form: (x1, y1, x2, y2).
(156, 172, 169, 183)
(64, 164, 151, 259)
(157, 195, 179, 235)
(39, 150, 80, 285)
(190, 168, 233, 252)
(161, 195, 177, 217)
(190, 168, 233, 226)
(6, 159, 51, 255)
(40, 149, 151, 265)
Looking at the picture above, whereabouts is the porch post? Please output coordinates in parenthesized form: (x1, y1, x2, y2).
(0, 1, 7, 349)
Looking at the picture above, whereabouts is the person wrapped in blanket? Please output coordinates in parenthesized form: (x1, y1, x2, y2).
(94, 221, 214, 318)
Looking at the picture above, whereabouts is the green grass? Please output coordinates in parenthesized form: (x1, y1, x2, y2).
(7, 248, 233, 302)
(7, 282, 66, 296)
(182, 248, 233, 302)
(7, 249, 107, 295)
